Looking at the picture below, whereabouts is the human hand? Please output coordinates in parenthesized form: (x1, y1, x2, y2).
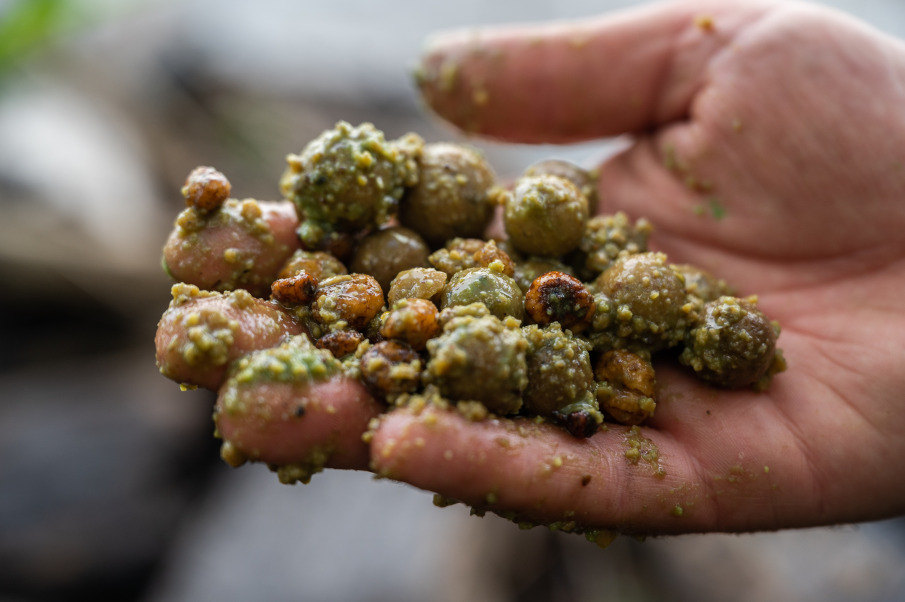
(367, 0, 905, 534)
(155, 0, 905, 535)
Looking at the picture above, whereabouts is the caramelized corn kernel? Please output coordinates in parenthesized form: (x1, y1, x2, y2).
(315, 329, 366, 358)
(312, 274, 384, 330)
(594, 350, 657, 425)
(271, 271, 318, 306)
(525, 271, 595, 332)
(359, 340, 421, 400)
(380, 298, 441, 350)
(182, 166, 231, 212)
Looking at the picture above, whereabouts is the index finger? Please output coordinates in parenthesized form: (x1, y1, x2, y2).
(415, 0, 774, 143)
(367, 394, 818, 536)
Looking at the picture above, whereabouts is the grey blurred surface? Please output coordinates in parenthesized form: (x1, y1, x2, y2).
(1, 0, 904, 600)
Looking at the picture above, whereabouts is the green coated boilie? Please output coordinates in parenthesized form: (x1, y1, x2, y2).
(594, 252, 691, 352)
(522, 159, 599, 208)
(428, 237, 515, 277)
(425, 304, 528, 415)
(577, 212, 652, 279)
(679, 296, 784, 389)
(504, 175, 589, 258)
(398, 143, 497, 247)
(280, 121, 422, 250)
(672, 264, 735, 304)
(349, 226, 431, 292)
(521, 324, 600, 425)
(441, 266, 524, 321)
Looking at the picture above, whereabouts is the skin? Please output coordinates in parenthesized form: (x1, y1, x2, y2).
(216, 376, 379, 469)
(163, 200, 301, 298)
(156, 0, 905, 534)
(155, 287, 306, 390)
(380, 0, 905, 533)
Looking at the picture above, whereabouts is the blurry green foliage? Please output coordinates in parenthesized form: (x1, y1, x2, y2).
(0, 0, 81, 73)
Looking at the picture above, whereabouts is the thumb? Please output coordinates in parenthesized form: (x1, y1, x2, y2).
(415, 0, 774, 143)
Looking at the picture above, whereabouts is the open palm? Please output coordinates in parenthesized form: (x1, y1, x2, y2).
(369, 0, 905, 533)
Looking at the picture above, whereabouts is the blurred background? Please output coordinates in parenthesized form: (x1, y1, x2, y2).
(1, 0, 904, 600)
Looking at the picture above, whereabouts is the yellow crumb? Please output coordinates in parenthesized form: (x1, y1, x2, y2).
(569, 34, 589, 48)
(695, 15, 715, 32)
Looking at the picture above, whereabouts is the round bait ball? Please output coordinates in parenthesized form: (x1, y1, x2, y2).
(398, 143, 496, 247)
(349, 226, 430, 292)
(578, 212, 652, 279)
(425, 308, 528, 415)
(428, 238, 484, 276)
(280, 121, 422, 249)
(522, 159, 598, 208)
(504, 175, 589, 258)
(521, 324, 598, 421)
(595, 252, 689, 351)
(679, 296, 780, 388)
(442, 266, 524, 321)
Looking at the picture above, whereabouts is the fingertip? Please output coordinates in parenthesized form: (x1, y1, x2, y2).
(216, 375, 382, 473)
(370, 405, 528, 482)
(414, 11, 666, 142)
(415, 2, 773, 143)
(163, 200, 300, 297)
(370, 406, 751, 534)
(154, 288, 305, 391)
(368, 405, 465, 480)
(370, 406, 623, 524)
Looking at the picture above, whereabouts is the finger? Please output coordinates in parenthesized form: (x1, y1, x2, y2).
(415, 1, 774, 143)
(215, 374, 382, 478)
(163, 199, 301, 298)
(155, 285, 306, 390)
(369, 403, 814, 535)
